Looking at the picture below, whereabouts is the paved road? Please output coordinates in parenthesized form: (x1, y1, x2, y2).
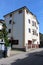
(0, 48, 43, 65)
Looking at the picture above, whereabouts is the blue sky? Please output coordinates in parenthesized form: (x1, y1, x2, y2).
(0, 0, 43, 33)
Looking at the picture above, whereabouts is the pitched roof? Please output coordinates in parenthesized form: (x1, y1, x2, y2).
(3, 6, 39, 24)
(3, 6, 36, 17)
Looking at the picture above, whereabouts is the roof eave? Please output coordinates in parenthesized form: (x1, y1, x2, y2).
(3, 6, 36, 17)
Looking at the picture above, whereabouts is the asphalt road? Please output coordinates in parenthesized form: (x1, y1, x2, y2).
(0, 48, 43, 65)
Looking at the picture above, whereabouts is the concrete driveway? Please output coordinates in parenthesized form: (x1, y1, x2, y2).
(0, 48, 43, 65)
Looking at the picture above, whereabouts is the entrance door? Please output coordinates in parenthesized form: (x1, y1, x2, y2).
(28, 40, 32, 48)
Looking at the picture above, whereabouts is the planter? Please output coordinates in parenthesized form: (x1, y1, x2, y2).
(7, 46, 11, 57)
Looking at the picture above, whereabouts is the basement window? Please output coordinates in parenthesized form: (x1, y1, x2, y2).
(13, 40, 19, 45)
(9, 40, 19, 45)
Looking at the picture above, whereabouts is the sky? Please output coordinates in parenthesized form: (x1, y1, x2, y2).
(0, 0, 43, 33)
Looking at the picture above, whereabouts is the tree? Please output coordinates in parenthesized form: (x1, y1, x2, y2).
(0, 30, 3, 39)
(0, 22, 11, 57)
(2, 23, 9, 46)
(0, 22, 9, 47)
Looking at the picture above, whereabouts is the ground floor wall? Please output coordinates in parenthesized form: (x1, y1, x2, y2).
(9, 34, 40, 51)
(26, 40, 39, 48)
(10, 39, 39, 52)
(28, 44, 39, 48)
(9, 39, 24, 49)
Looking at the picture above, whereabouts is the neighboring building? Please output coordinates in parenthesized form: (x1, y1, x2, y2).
(0, 19, 5, 50)
(39, 33, 43, 47)
(4, 6, 40, 51)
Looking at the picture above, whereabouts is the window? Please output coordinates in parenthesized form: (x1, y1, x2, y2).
(0, 30, 2, 31)
(37, 42, 38, 44)
(8, 29, 11, 33)
(32, 21, 36, 27)
(36, 27, 38, 29)
(32, 30, 34, 35)
(1, 39, 3, 42)
(32, 21, 34, 26)
(28, 28, 31, 33)
(35, 30, 36, 35)
(12, 21, 15, 24)
(36, 33, 38, 36)
(26, 10, 28, 13)
(32, 29, 37, 35)
(9, 40, 19, 45)
(28, 19, 30, 24)
(35, 22, 36, 27)
(10, 14, 12, 17)
(9, 20, 12, 24)
(13, 40, 19, 45)
(19, 10, 22, 14)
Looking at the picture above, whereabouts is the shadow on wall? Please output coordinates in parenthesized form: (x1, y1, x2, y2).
(11, 50, 43, 65)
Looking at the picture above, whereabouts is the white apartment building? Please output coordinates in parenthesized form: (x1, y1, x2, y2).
(4, 6, 40, 51)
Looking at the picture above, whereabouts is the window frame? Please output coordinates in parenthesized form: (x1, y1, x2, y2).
(28, 28, 31, 33)
(9, 20, 12, 24)
(18, 10, 22, 14)
(26, 10, 28, 13)
(8, 29, 11, 33)
(10, 14, 12, 17)
(32, 21, 34, 26)
(28, 19, 30, 24)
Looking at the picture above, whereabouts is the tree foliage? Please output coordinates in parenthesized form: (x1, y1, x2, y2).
(0, 23, 9, 47)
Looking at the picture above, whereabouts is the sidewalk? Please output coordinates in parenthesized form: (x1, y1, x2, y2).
(0, 48, 43, 64)
(9, 48, 43, 56)
(0, 48, 43, 58)
(10, 49, 24, 56)
(0, 48, 43, 65)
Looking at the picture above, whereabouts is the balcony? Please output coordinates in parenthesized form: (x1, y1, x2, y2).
(32, 35, 37, 40)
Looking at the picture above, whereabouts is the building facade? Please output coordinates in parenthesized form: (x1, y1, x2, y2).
(4, 6, 40, 51)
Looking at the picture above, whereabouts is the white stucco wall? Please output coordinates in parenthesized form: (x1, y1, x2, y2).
(4, 11, 24, 48)
(25, 10, 32, 46)
(4, 16, 12, 38)
(36, 24, 40, 44)
(25, 9, 40, 45)
(12, 11, 24, 48)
